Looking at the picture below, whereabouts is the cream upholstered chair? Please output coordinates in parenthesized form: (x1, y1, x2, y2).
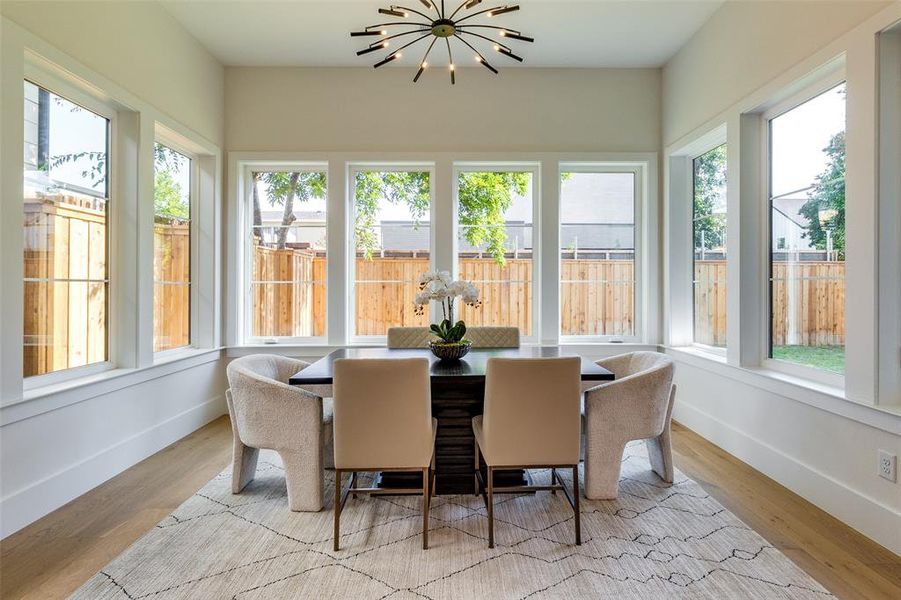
(467, 326, 520, 348)
(226, 355, 332, 511)
(473, 357, 582, 548)
(332, 357, 437, 551)
(582, 351, 676, 500)
(387, 326, 433, 348)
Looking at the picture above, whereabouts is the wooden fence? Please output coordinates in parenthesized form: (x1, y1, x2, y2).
(24, 211, 846, 377)
(251, 248, 845, 344)
(153, 223, 190, 352)
(24, 196, 107, 377)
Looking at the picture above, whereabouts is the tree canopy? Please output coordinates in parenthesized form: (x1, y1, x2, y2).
(153, 144, 190, 222)
(798, 131, 845, 257)
(254, 169, 530, 264)
(692, 144, 727, 251)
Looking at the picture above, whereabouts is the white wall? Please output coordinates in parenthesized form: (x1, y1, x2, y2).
(225, 67, 661, 152)
(0, 0, 225, 145)
(662, 0, 890, 145)
(0, 4, 227, 538)
(662, 1, 901, 554)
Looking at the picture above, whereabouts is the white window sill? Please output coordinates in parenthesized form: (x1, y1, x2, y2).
(2, 348, 223, 426)
(665, 345, 901, 434)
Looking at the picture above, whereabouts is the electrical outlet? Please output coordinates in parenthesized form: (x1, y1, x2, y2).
(878, 450, 897, 482)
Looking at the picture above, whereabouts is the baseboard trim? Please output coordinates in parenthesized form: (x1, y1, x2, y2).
(0, 395, 227, 539)
(674, 401, 901, 555)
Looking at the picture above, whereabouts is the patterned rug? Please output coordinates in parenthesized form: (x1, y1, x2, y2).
(71, 442, 833, 599)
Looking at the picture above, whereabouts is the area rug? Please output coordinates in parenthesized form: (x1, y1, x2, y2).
(71, 441, 833, 599)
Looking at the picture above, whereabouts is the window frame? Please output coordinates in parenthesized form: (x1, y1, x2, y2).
(151, 137, 199, 357)
(241, 161, 331, 346)
(21, 69, 119, 390)
(762, 71, 847, 388)
(689, 145, 728, 357)
(347, 162, 437, 345)
(453, 161, 541, 344)
(557, 162, 644, 344)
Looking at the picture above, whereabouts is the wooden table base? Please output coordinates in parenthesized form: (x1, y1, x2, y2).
(378, 378, 528, 495)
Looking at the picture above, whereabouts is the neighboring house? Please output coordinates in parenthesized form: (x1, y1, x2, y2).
(772, 196, 817, 254)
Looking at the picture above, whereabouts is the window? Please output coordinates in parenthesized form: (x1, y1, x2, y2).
(456, 168, 535, 336)
(351, 168, 432, 338)
(692, 145, 727, 347)
(23, 80, 110, 378)
(560, 169, 637, 338)
(768, 82, 846, 374)
(248, 167, 328, 340)
(153, 143, 192, 352)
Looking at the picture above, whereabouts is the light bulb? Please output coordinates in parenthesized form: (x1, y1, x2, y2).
(422, 61, 428, 68)
(383, 41, 389, 47)
(449, 63, 455, 71)
(395, 52, 402, 58)
(403, 12, 409, 17)
(498, 30, 506, 37)
(380, 30, 387, 35)
(475, 55, 482, 62)
(487, 11, 494, 17)
(493, 44, 500, 51)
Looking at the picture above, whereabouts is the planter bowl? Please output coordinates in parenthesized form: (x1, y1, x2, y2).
(429, 340, 472, 362)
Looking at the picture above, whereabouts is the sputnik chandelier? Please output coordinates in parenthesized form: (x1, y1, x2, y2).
(351, 1, 533, 84)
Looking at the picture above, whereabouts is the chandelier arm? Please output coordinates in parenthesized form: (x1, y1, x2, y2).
(389, 32, 435, 56)
(455, 29, 511, 51)
(445, 37, 455, 84)
(414, 36, 439, 82)
(390, 6, 436, 22)
(370, 28, 432, 47)
(366, 21, 433, 29)
(453, 5, 512, 25)
(448, 0, 469, 20)
(455, 24, 520, 35)
(453, 34, 498, 73)
(419, 0, 442, 19)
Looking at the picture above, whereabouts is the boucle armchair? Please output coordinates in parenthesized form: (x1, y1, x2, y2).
(582, 352, 676, 500)
(226, 354, 332, 511)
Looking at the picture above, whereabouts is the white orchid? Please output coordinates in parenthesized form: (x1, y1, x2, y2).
(412, 271, 482, 319)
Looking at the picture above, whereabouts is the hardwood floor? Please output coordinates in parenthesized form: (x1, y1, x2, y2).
(1, 417, 898, 599)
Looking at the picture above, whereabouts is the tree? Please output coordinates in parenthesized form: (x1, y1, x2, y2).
(354, 171, 430, 259)
(352, 170, 530, 265)
(154, 144, 188, 221)
(798, 131, 845, 257)
(458, 172, 529, 265)
(253, 171, 328, 250)
(692, 145, 727, 251)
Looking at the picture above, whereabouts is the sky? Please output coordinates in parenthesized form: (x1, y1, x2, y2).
(771, 82, 846, 199)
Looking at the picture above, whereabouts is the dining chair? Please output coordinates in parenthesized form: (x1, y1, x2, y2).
(332, 357, 437, 551)
(225, 354, 332, 511)
(466, 326, 520, 348)
(582, 352, 676, 499)
(473, 356, 582, 548)
(386, 326, 433, 348)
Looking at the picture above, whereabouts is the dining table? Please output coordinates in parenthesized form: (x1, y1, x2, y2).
(289, 346, 615, 495)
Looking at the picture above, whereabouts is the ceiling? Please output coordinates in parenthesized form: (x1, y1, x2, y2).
(159, 0, 724, 68)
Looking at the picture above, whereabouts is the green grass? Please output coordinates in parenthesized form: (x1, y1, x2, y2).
(772, 345, 845, 373)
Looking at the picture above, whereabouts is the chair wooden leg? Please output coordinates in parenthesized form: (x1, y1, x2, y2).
(487, 467, 495, 549)
(350, 471, 358, 499)
(333, 469, 342, 552)
(572, 466, 581, 546)
(550, 468, 557, 495)
(422, 467, 430, 550)
(430, 467, 436, 498)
